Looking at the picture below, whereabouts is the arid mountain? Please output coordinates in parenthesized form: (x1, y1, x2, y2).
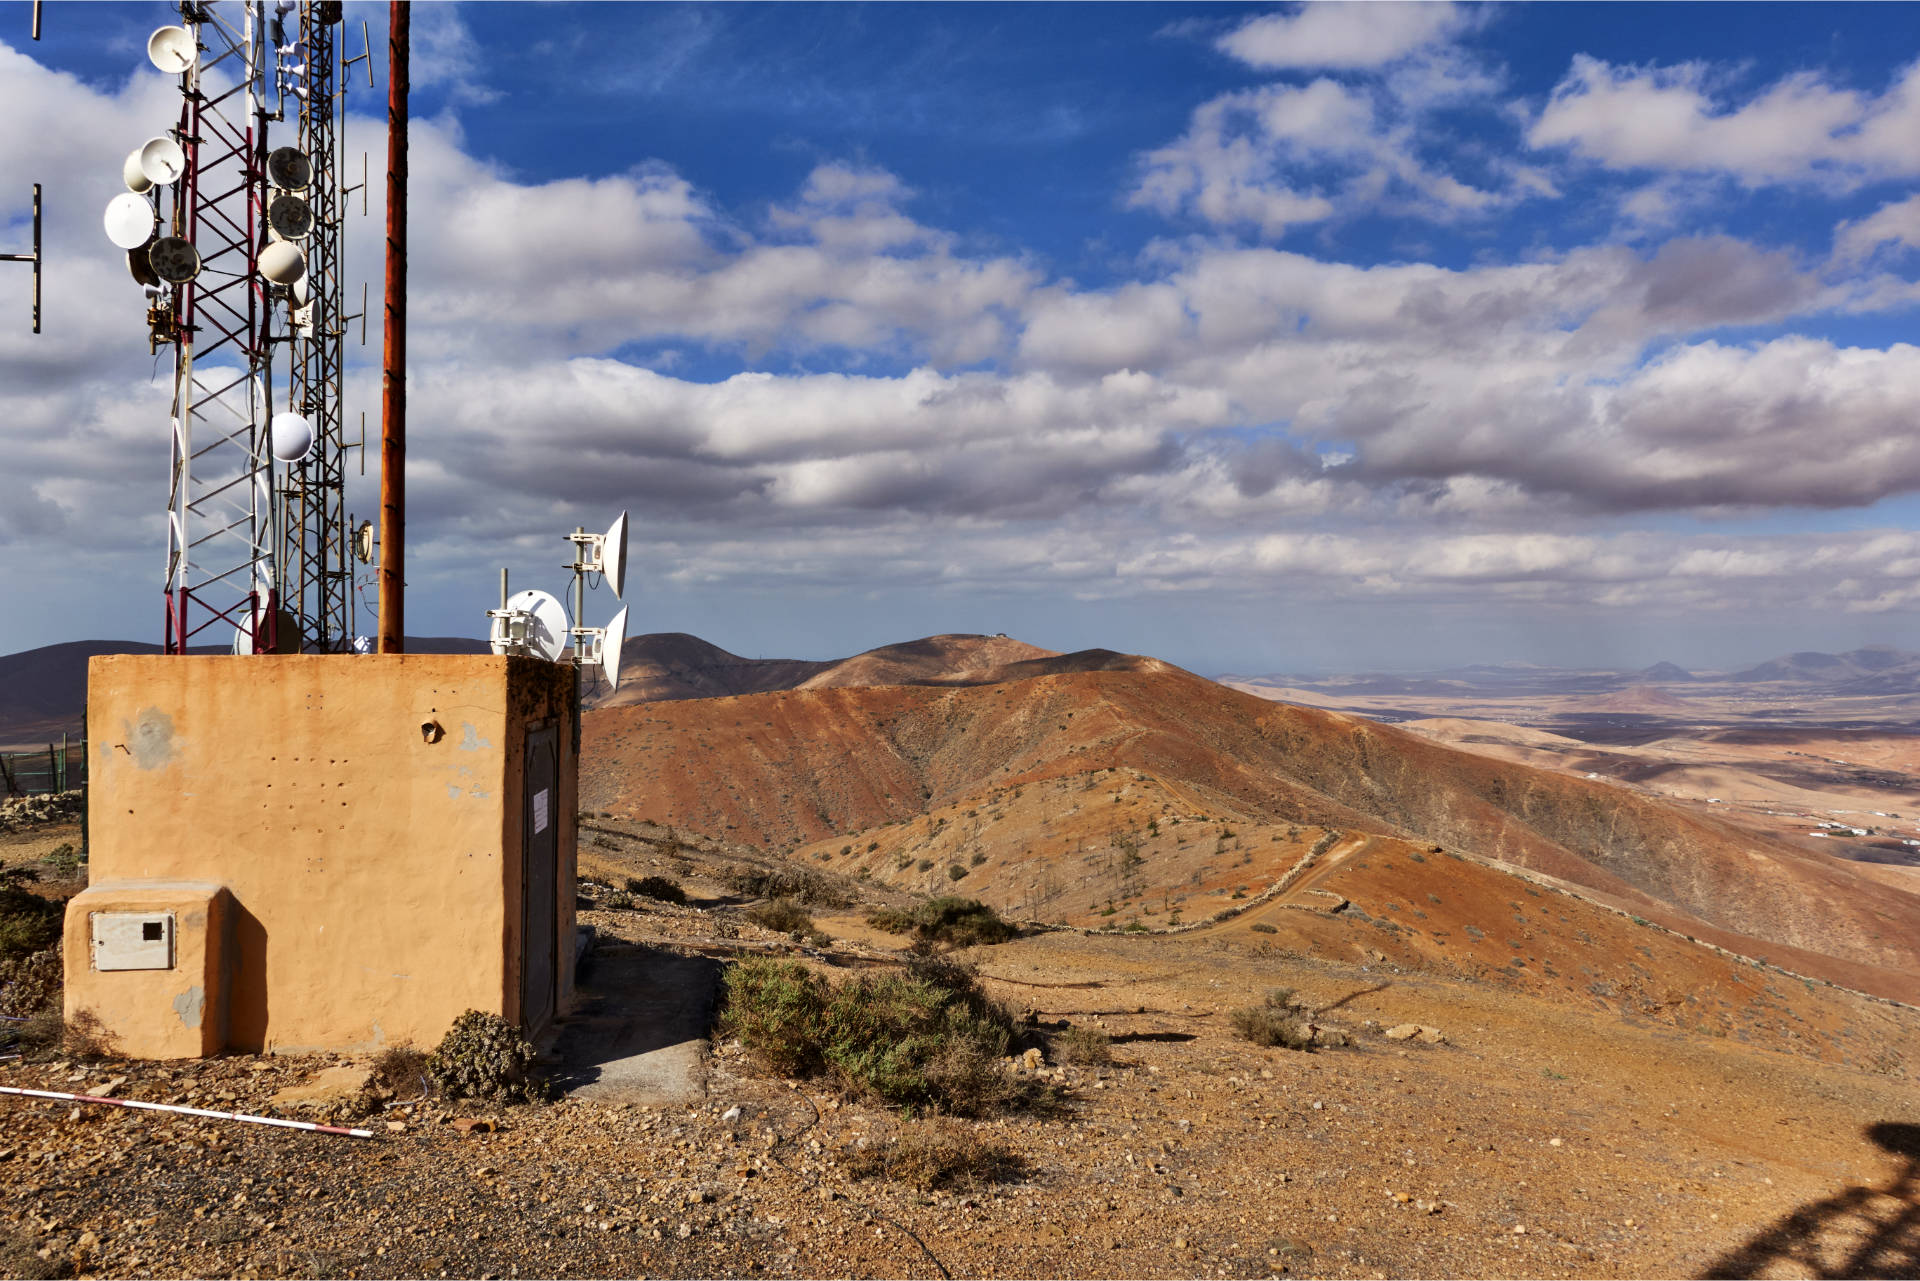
(583, 663, 1920, 1002)
(1731, 646, 1920, 690)
(1636, 660, 1697, 682)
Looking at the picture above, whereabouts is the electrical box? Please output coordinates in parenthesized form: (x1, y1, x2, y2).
(91, 911, 175, 972)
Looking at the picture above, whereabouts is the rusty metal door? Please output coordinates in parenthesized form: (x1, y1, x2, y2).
(521, 725, 558, 1032)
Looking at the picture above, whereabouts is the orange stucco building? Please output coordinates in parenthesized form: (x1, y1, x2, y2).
(63, 653, 578, 1058)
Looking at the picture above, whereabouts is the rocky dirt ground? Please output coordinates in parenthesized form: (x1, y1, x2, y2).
(3, 818, 1917, 1280)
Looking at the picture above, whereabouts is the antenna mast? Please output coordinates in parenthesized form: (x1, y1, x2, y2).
(376, 0, 407, 655)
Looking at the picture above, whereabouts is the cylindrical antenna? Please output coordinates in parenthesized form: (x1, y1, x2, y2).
(377, 0, 407, 655)
(500, 567, 508, 612)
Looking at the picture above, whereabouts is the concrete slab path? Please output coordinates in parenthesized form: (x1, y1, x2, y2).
(553, 939, 722, 1106)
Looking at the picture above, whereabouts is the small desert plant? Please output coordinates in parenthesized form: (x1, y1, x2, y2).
(603, 890, 635, 910)
(1248, 921, 1276, 934)
(843, 1117, 1028, 1190)
(1050, 1025, 1112, 1066)
(427, 1010, 546, 1103)
(626, 875, 686, 905)
(371, 1041, 431, 1096)
(44, 844, 80, 878)
(61, 1008, 118, 1059)
(946, 864, 968, 881)
(747, 897, 816, 935)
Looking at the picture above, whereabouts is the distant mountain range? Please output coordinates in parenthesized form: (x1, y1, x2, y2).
(1227, 646, 1920, 698)
(3, 636, 1916, 747)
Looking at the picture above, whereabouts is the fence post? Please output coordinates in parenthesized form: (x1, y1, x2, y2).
(59, 732, 67, 793)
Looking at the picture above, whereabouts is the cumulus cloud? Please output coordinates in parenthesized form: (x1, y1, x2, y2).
(1217, 3, 1469, 71)
(1136, 12, 1550, 235)
(1530, 55, 1920, 186)
(1834, 194, 1920, 264)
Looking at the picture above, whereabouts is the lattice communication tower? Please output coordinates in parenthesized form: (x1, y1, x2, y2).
(112, 1, 359, 654)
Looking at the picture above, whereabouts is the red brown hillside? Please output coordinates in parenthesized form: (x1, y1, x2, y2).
(582, 663, 1920, 997)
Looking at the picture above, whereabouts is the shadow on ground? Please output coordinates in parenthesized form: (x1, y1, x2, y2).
(552, 940, 722, 1106)
(1703, 1122, 1920, 1279)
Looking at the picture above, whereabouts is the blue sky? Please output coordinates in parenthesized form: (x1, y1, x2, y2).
(5, 2, 1920, 675)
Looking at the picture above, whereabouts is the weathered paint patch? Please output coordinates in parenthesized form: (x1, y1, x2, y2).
(459, 722, 493, 753)
(173, 985, 205, 1028)
(447, 784, 463, 799)
(127, 708, 178, 771)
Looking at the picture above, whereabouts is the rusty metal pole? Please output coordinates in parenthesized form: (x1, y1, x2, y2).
(377, 1, 408, 654)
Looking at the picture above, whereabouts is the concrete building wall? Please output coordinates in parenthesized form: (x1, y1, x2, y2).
(66, 654, 576, 1057)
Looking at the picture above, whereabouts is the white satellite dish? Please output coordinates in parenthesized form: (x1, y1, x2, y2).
(147, 26, 197, 74)
(104, 193, 156, 250)
(602, 511, 628, 599)
(270, 411, 316, 463)
(268, 193, 313, 240)
(258, 239, 306, 283)
(495, 589, 569, 663)
(138, 137, 187, 187)
(149, 237, 201, 283)
(122, 148, 155, 194)
(601, 605, 629, 692)
(267, 146, 312, 190)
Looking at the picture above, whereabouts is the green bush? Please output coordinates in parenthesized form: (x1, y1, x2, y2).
(427, 1010, 546, 1103)
(722, 955, 1034, 1114)
(946, 864, 968, 881)
(626, 875, 686, 905)
(1248, 921, 1277, 934)
(866, 897, 1014, 949)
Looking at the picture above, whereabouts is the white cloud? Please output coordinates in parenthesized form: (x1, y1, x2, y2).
(1218, 3, 1468, 71)
(1530, 55, 1920, 186)
(1834, 194, 1920, 264)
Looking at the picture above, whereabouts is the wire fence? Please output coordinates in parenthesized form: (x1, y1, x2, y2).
(0, 740, 85, 798)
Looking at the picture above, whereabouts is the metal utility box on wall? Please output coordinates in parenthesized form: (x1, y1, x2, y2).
(64, 654, 578, 1059)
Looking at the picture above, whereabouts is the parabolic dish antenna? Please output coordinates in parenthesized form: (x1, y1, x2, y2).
(122, 148, 155, 194)
(352, 520, 374, 564)
(602, 605, 629, 692)
(266, 146, 312, 190)
(127, 247, 160, 288)
(147, 25, 197, 74)
(104, 193, 156, 249)
(148, 237, 201, 283)
(500, 589, 569, 663)
(258, 239, 306, 284)
(268, 193, 313, 240)
(603, 510, 629, 600)
(270, 411, 316, 463)
(138, 136, 187, 187)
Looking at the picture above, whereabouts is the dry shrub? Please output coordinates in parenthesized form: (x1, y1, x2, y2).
(866, 897, 1013, 949)
(62, 1008, 118, 1059)
(747, 897, 817, 936)
(371, 1041, 430, 1095)
(626, 875, 686, 905)
(0, 862, 61, 964)
(724, 865, 853, 908)
(843, 1117, 1028, 1190)
(1051, 1025, 1112, 1066)
(0, 947, 61, 1018)
(1231, 1005, 1317, 1050)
